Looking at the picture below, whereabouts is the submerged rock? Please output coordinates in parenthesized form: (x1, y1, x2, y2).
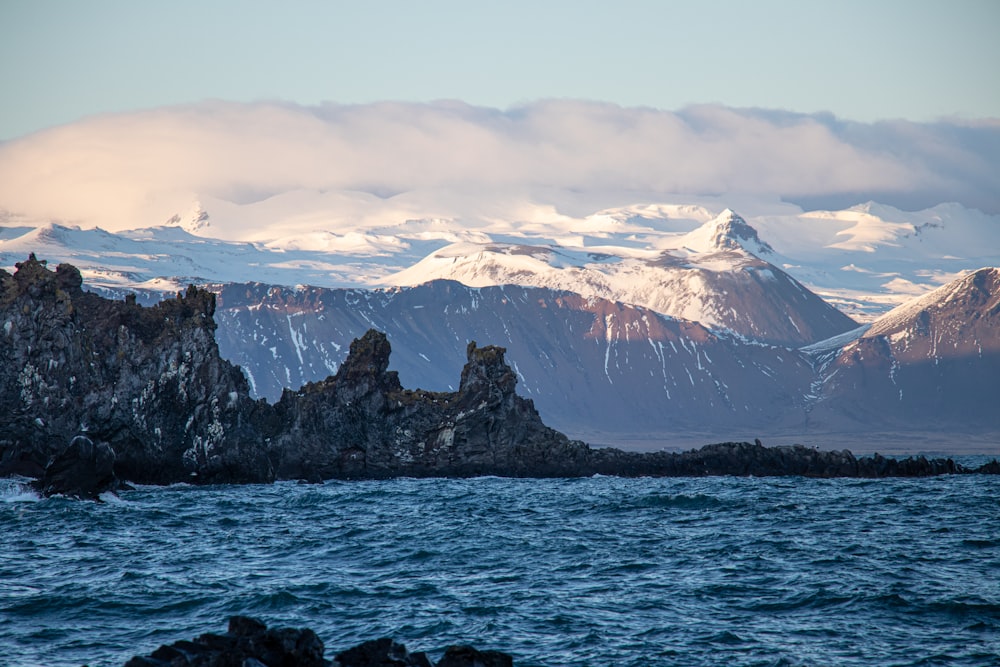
(124, 616, 326, 667)
(123, 616, 513, 667)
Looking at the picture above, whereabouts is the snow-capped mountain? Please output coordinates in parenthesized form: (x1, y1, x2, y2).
(0, 222, 403, 293)
(387, 210, 857, 346)
(804, 267, 1000, 432)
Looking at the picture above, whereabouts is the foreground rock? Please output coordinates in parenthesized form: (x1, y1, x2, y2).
(2, 257, 997, 495)
(30, 435, 122, 500)
(124, 616, 513, 667)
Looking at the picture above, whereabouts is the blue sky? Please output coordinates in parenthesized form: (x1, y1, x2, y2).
(1, 0, 998, 140)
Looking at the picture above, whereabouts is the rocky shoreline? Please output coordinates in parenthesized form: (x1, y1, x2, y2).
(124, 616, 513, 667)
(2, 256, 997, 499)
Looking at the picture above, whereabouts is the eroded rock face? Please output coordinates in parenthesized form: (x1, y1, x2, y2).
(0, 258, 591, 486)
(0, 255, 273, 485)
(267, 331, 593, 480)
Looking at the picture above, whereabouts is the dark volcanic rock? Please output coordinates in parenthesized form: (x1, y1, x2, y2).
(266, 331, 594, 480)
(124, 617, 512, 667)
(31, 435, 121, 500)
(0, 256, 273, 485)
(124, 616, 327, 667)
(1, 257, 591, 485)
(588, 441, 991, 479)
(436, 645, 513, 667)
(335, 637, 433, 666)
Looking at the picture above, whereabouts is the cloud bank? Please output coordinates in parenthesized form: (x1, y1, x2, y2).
(1, 100, 997, 234)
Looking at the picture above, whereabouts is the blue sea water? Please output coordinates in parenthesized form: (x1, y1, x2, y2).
(2, 469, 1000, 667)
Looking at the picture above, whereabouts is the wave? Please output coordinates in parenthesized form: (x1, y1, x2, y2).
(3, 475, 998, 667)
(0, 477, 40, 503)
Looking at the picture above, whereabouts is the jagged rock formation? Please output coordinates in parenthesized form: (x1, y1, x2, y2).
(0, 256, 590, 486)
(264, 332, 593, 480)
(1, 257, 996, 496)
(0, 255, 272, 485)
(124, 616, 513, 667)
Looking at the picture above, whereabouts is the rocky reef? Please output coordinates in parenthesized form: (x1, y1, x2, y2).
(124, 615, 513, 667)
(1, 257, 996, 497)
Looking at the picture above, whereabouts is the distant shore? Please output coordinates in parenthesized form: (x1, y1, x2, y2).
(578, 431, 1000, 457)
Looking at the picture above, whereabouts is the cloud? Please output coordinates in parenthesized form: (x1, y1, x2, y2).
(0, 100, 997, 234)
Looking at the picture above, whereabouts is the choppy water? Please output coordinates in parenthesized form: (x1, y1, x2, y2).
(2, 468, 1000, 667)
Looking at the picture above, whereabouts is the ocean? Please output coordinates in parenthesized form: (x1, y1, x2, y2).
(2, 467, 999, 666)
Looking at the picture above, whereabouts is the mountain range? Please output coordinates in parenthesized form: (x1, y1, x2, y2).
(2, 199, 998, 451)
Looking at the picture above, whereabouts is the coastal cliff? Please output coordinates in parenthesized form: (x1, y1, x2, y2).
(0, 256, 271, 486)
(1, 257, 995, 496)
(0, 256, 591, 488)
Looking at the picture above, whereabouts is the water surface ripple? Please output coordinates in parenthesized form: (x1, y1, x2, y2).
(2, 472, 999, 666)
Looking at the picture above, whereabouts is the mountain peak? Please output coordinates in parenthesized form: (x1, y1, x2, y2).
(866, 266, 1000, 339)
(679, 209, 774, 256)
(711, 209, 773, 254)
(165, 202, 210, 234)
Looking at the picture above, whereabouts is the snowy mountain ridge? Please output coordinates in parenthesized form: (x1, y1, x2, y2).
(673, 208, 774, 256)
(387, 209, 855, 345)
(2, 198, 998, 324)
(865, 266, 1000, 339)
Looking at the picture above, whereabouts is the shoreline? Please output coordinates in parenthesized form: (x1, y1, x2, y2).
(581, 432, 1000, 457)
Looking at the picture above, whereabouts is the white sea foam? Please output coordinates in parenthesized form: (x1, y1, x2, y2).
(0, 477, 40, 503)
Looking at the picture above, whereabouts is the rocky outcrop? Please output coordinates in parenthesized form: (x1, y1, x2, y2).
(266, 333, 594, 480)
(124, 616, 513, 667)
(1, 257, 996, 495)
(0, 255, 273, 486)
(30, 435, 122, 500)
(124, 616, 327, 667)
(0, 257, 590, 487)
(587, 440, 979, 478)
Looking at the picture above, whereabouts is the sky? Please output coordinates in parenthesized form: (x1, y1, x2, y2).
(2, 0, 998, 140)
(0, 1, 998, 230)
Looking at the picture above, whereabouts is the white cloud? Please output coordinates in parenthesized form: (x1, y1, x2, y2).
(0, 100, 997, 236)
